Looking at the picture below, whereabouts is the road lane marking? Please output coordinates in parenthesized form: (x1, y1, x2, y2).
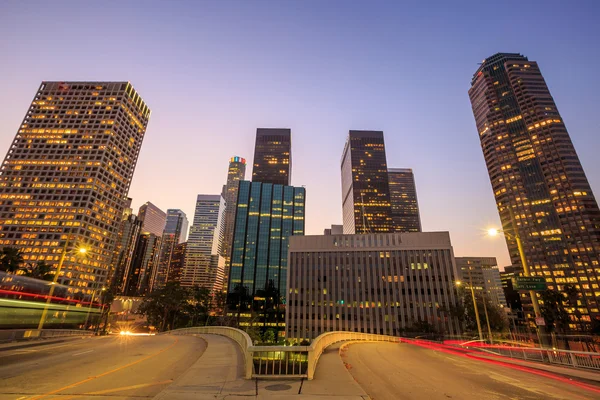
(28, 337, 180, 400)
(72, 350, 94, 356)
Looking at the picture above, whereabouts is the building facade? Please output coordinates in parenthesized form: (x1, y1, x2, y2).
(341, 130, 394, 234)
(252, 128, 291, 185)
(469, 53, 600, 326)
(138, 201, 167, 237)
(181, 195, 223, 289)
(388, 168, 422, 232)
(111, 210, 142, 294)
(154, 209, 188, 288)
(167, 242, 187, 283)
(286, 232, 462, 340)
(455, 257, 507, 309)
(226, 181, 306, 332)
(324, 224, 344, 236)
(0, 81, 150, 296)
(220, 156, 247, 292)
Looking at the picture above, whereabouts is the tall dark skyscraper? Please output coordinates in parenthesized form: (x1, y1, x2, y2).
(252, 128, 291, 185)
(388, 168, 422, 232)
(469, 53, 600, 325)
(220, 156, 246, 292)
(227, 181, 305, 332)
(154, 209, 188, 288)
(341, 130, 393, 234)
(0, 81, 150, 295)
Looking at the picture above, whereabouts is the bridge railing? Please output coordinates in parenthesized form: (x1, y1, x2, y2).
(164, 326, 254, 378)
(0, 329, 94, 343)
(473, 345, 600, 371)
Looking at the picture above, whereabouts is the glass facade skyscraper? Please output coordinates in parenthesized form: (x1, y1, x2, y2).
(388, 168, 422, 232)
(341, 130, 394, 234)
(153, 209, 188, 289)
(252, 128, 292, 185)
(469, 53, 600, 326)
(227, 181, 305, 331)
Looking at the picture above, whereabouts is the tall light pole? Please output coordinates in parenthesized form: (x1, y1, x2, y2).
(37, 238, 87, 331)
(488, 207, 545, 346)
(456, 275, 483, 343)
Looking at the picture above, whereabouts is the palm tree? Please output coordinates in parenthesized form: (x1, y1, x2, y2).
(0, 247, 24, 273)
(22, 260, 54, 281)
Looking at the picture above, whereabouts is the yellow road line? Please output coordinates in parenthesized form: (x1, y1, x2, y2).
(29, 337, 179, 400)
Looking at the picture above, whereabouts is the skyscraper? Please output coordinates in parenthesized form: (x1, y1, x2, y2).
(226, 181, 305, 332)
(0, 81, 150, 295)
(469, 53, 600, 325)
(220, 156, 246, 292)
(252, 128, 291, 185)
(110, 204, 142, 294)
(181, 195, 223, 290)
(133, 202, 166, 294)
(341, 130, 393, 234)
(388, 168, 422, 232)
(154, 209, 188, 288)
(138, 202, 167, 237)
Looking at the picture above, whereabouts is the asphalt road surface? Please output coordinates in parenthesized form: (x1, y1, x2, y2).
(0, 335, 206, 400)
(342, 342, 599, 400)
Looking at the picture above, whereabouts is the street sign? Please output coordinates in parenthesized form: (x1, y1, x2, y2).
(513, 276, 547, 291)
(535, 317, 546, 326)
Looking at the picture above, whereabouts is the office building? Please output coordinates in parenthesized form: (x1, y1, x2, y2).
(220, 156, 247, 291)
(181, 195, 223, 290)
(252, 128, 291, 185)
(341, 130, 393, 234)
(110, 205, 142, 294)
(0, 81, 150, 295)
(455, 257, 507, 309)
(138, 202, 167, 237)
(324, 224, 343, 235)
(154, 209, 188, 288)
(286, 232, 462, 340)
(388, 168, 422, 232)
(469, 53, 600, 326)
(226, 181, 305, 332)
(500, 266, 524, 312)
(167, 242, 187, 283)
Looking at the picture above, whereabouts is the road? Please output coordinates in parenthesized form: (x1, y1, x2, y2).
(342, 342, 599, 400)
(0, 334, 206, 400)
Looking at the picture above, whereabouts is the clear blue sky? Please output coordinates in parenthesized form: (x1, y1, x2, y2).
(1, 0, 599, 267)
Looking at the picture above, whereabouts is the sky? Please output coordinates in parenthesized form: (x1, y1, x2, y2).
(1, 0, 599, 268)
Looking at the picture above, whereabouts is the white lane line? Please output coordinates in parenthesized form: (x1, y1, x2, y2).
(72, 350, 94, 356)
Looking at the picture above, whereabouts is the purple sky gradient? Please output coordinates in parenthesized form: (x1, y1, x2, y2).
(1, 1, 599, 268)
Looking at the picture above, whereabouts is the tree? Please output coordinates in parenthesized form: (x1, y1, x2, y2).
(263, 328, 276, 343)
(0, 247, 24, 273)
(456, 287, 507, 334)
(540, 286, 579, 349)
(186, 286, 212, 326)
(22, 261, 53, 281)
(138, 282, 190, 331)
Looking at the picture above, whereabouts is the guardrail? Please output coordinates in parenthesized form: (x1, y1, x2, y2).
(462, 344, 600, 371)
(163, 326, 254, 378)
(0, 329, 93, 343)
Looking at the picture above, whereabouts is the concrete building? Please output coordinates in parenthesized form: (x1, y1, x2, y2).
(154, 209, 188, 288)
(226, 181, 306, 332)
(469, 53, 600, 326)
(220, 156, 247, 292)
(181, 195, 223, 290)
(341, 130, 394, 234)
(252, 128, 291, 185)
(455, 257, 507, 309)
(324, 225, 343, 235)
(388, 168, 422, 232)
(0, 82, 150, 296)
(286, 232, 462, 340)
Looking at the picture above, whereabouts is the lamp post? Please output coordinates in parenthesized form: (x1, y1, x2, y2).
(456, 275, 483, 343)
(487, 208, 545, 347)
(37, 238, 87, 331)
(84, 286, 106, 330)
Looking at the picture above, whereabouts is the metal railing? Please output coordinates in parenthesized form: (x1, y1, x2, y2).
(0, 329, 93, 344)
(463, 344, 600, 371)
(164, 326, 254, 378)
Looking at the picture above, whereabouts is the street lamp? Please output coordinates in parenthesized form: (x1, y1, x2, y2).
(84, 286, 106, 329)
(456, 268, 494, 344)
(487, 208, 545, 346)
(37, 237, 89, 331)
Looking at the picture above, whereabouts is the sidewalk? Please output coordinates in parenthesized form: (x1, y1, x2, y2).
(153, 334, 370, 399)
